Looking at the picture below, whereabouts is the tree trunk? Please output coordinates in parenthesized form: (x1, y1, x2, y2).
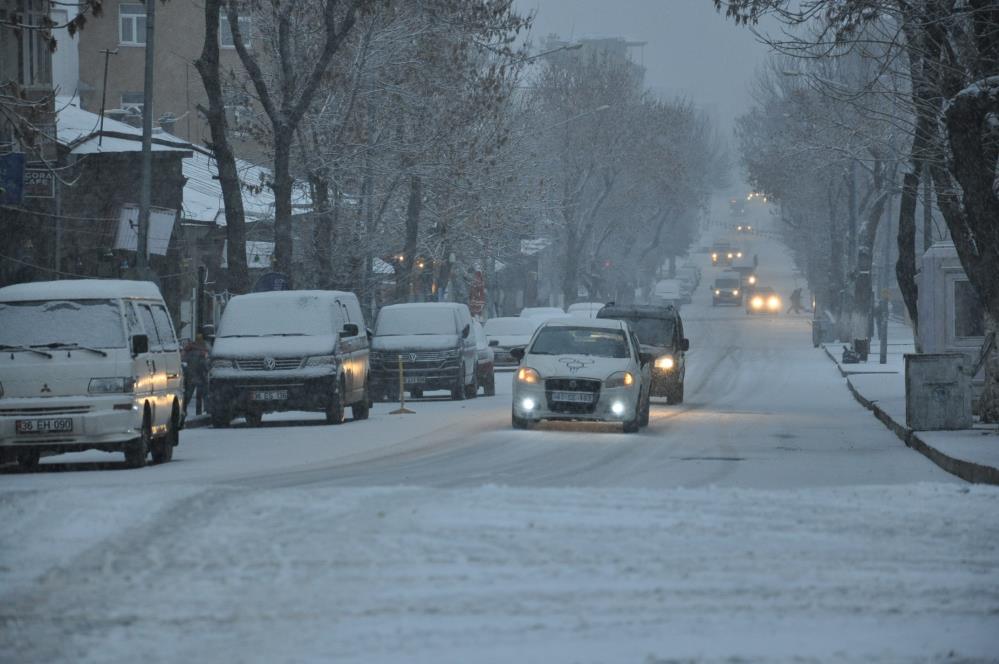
(311, 175, 332, 289)
(272, 136, 294, 279)
(193, 0, 248, 293)
(851, 191, 889, 342)
(397, 175, 421, 302)
(896, 170, 920, 342)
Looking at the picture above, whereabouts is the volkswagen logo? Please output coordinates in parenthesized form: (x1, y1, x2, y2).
(263, 357, 276, 370)
(409, 353, 418, 362)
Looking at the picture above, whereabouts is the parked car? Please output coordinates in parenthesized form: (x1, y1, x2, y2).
(370, 302, 478, 401)
(712, 277, 743, 306)
(483, 316, 540, 368)
(597, 303, 688, 404)
(0, 279, 183, 468)
(510, 318, 651, 433)
(209, 290, 370, 427)
(472, 321, 496, 396)
(676, 265, 701, 291)
(652, 278, 689, 306)
(519, 306, 566, 319)
(747, 286, 782, 314)
(567, 302, 606, 319)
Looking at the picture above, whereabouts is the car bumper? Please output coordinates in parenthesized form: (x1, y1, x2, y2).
(649, 369, 680, 396)
(713, 295, 743, 305)
(512, 383, 640, 423)
(0, 395, 144, 453)
(209, 374, 337, 413)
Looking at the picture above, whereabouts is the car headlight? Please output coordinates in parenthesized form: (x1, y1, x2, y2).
(654, 355, 675, 370)
(748, 275, 757, 285)
(445, 348, 461, 358)
(768, 296, 781, 309)
(517, 367, 541, 384)
(605, 371, 634, 388)
(211, 358, 234, 369)
(737, 252, 743, 258)
(727, 253, 733, 259)
(88, 377, 135, 394)
(711, 253, 718, 260)
(714, 289, 721, 295)
(732, 289, 739, 296)
(305, 355, 337, 366)
(751, 296, 764, 309)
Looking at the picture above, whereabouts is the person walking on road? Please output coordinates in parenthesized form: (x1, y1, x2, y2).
(182, 333, 210, 415)
(787, 288, 803, 314)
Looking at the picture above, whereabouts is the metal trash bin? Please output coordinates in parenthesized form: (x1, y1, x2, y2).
(904, 353, 972, 430)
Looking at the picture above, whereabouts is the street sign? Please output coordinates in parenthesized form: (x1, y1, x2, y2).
(0, 153, 25, 205)
(23, 168, 54, 198)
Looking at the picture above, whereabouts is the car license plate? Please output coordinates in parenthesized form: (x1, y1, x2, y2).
(550, 391, 593, 404)
(250, 390, 288, 401)
(404, 375, 425, 384)
(16, 418, 73, 434)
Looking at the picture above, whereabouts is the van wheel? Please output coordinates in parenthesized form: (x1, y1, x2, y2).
(326, 379, 346, 424)
(484, 372, 496, 397)
(210, 408, 232, 428)
(125, 414, 151, 468)
(152, 406, 178, 464)
(639, 394, 651, 427)
(16, 450, 41, 469)
(451, 365, 466, 401)
(352, 383, 370, 421)
(464, 365, 478, 399)
(667, 380, 684, 405)
(622, 398, 641, 434)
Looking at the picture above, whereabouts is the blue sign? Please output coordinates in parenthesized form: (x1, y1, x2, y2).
(0, 153, 25, 205)
(252, 271, 291, 292)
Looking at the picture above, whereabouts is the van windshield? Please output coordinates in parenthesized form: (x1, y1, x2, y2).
(219, 296, 335, 337)
(376, 308, 456, 336)
(0, 299, 126, 348)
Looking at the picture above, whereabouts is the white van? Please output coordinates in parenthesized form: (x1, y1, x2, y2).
(208, 290, 370, 427)
(0, 280, 184, 469)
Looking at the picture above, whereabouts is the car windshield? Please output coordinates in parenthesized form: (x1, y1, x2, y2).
(220, 295, 334, 337)
(376, 307, 456, 336)
(484, 317, 538, 337)
(0, 299, 126, 348)
(530, 326, 629, 358)
(715, 279, 740, 288)
(623, 317, 675, 347)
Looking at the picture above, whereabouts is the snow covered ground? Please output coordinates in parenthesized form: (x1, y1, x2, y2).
(3, 217, 998, 662)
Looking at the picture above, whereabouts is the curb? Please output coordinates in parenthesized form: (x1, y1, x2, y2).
(822, 345, 999, 485)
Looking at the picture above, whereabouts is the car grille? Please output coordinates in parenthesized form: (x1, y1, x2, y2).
(544, 378, 601, 414)
(371, 350, 459, 370)
(236, 357, 303, 371)
(0, 405, 92, 416)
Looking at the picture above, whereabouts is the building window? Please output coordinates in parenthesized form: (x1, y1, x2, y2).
(119, 3, 147, 46)
(5, 0, 53, 86)
(220, 15, 252, 49)
(954, 280, 985, 338)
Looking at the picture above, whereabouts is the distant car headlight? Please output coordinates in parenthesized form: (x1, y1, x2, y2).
(711, 253, 718, 260)
(737, 252, 743, 258)
(714, 289, 721, 295)
(654, 355, 675, 370)
(768, 296, 781, 310)
(747, 226, 752, 231)
(88, 377, 135, 394)
(211, 358, 234, 369)
(748, 275, 757, 285)
(305, 355, 337, 366)
(732, 289, 739, 296)
(727, 253, 733, 259)
(517, 367, 541, 384)
(605, 371, 634, 388)
(751, 296, 764, 309)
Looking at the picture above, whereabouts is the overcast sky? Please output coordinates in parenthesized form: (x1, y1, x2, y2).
(515, 0, 775, 139)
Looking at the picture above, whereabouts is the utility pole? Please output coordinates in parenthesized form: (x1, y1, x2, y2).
(135, 0, 156, 280)
(97, 49, 117, 147)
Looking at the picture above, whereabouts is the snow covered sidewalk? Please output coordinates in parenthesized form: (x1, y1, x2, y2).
(2, 483, 998, 663)
(821, 320, 999, 484)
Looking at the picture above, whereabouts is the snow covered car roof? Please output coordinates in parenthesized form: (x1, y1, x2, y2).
(0, 279, 164, 302)
(227, 290, 357, 304)
(380, 302, 469, 311)
(539, 317, 628, 331)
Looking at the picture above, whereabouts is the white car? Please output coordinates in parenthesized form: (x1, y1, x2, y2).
(510, 318, 651, 433)
(483, 316, 541, 367)
(519, 306, 565, 319)
(566, 302, 606, 319)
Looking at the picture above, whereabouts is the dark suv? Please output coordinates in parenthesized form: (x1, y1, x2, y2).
(596, 304, 689, 404)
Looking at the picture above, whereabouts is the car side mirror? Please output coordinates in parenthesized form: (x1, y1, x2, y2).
(461, 323, 470, 339)
(510, 347, 525, 361)
(639, 351, 654, 365)
(341, 323, 359, 337)
(131, 334, 149, 356)
(366, 327, 374, 340)
(680, 338, 690, 352)
(488, 339, 499, 347)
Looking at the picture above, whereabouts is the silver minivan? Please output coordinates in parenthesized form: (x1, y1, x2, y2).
(0, 279, 184, 468)
(208, 290, 370, 426)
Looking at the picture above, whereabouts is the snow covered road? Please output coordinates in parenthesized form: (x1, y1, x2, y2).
(3, 230, 998, 662)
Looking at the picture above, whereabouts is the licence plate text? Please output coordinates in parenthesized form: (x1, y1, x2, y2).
(550, 391, 594, 403)
(16, 418, 73, 434)
(250, 390, 288, 401)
